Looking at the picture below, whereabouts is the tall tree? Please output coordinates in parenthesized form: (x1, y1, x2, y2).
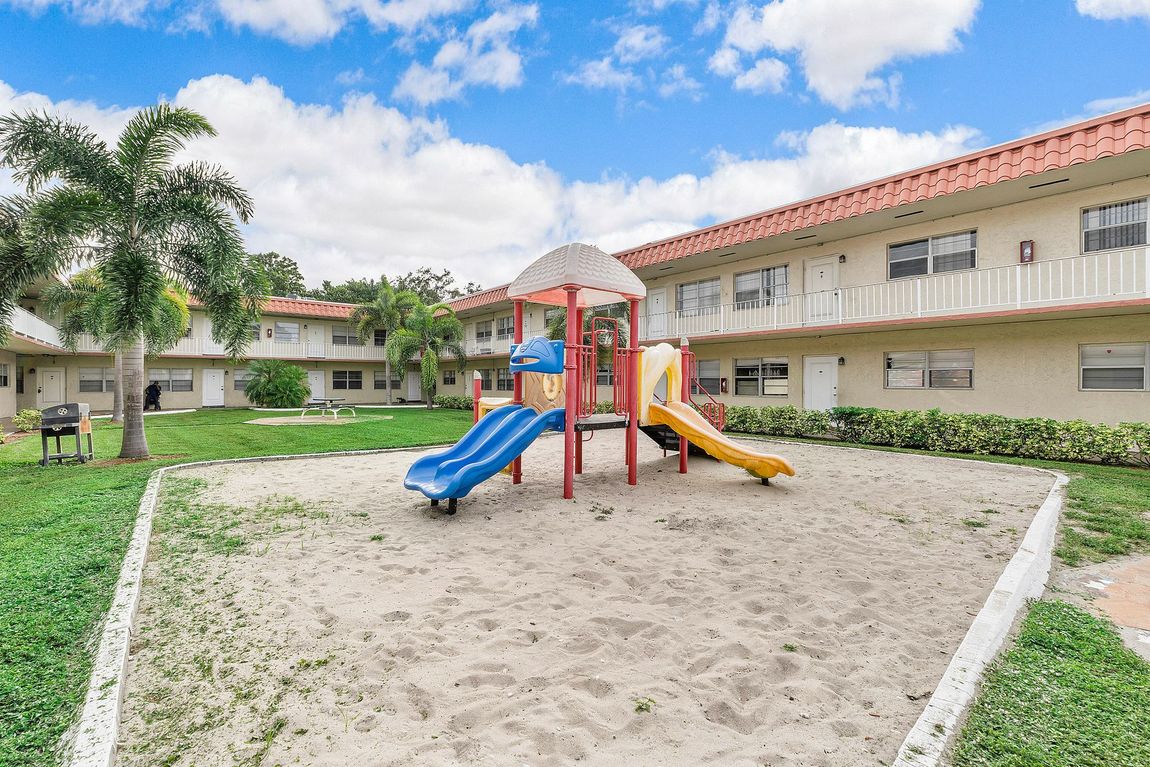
(545, 302, 630, 365)
(385, 300, 466, 409)
(394, 267, 480, 304)
(41, 270, 191, 423)
(350, 280, 418, 405)
(306, 277, 381, 305)
(251, 251, 305, 297)
(0, 105, 266, 458)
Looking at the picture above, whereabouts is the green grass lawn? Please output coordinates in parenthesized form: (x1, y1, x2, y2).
(952, 600, 1150, 767)
(0, 407, 471, 767)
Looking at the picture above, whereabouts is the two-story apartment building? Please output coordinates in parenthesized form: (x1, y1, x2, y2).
(438, 105, 1150, 424)
(1, 296, 426, 416)
(2, 105, 1148, 424)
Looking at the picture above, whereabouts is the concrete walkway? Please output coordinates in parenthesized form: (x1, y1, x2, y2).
(1055, 555, 1150, 661)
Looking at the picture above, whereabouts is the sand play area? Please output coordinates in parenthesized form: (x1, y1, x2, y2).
(116, 433, 1053, 767)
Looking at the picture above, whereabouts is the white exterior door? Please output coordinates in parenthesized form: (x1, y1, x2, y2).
(307, 324, 326, 358)
(202, 369, 225, 407)
(646, 288, 667, 339)
(805, 256, 839, 322)
(307, 370, 325, 400)
(201, 317, 224, 355)
(37, 367, 65, 408)
(803, 356, 838, 410)
(406, 370, 422, 401)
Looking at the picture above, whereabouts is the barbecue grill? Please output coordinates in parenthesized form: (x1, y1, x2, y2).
(39, 402, 94, 466)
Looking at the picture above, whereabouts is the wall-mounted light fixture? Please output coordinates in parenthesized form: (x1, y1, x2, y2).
(266, 328, 273, 338)
(838, 254, 847, 264)
(837, 357, 846, 366)
(28, 368, 36, 375)
(1019, 240, 1035, 263)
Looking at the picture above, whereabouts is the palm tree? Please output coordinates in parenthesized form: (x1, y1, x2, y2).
(545, 302, 630, 366)
(350, 280, 418, 405)
(0, 105, 266, 458)
(41, 269, 190, 423)
(385, 301, 466, 409)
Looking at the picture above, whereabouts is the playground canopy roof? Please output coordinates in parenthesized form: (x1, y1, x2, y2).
(507, 242, 647, 308)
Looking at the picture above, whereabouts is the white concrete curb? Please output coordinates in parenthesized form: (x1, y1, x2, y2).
(890, 470, 1068, 767)
(61, 443, 452, 767)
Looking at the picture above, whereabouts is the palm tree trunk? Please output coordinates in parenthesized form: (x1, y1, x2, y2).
(385, 358, 393, 406)
(112, 351, 124, 423)
(119, 339, 150, 459)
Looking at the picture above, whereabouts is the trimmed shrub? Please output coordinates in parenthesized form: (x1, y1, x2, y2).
(13, 409, 42, 432)
(432, 395, 474, 410)
(244, 360, 310, 408)
(723, 404, 1149, 467)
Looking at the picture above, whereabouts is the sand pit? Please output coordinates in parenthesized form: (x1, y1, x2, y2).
(117, 432, 1052, 767)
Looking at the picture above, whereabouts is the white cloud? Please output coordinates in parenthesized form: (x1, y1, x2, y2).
(657, 64, 702, 100)
(0, 76, 983, 287)
(693, 0, 721, 34)
(613, 24, 669, 63)
(392, 4, 537, 105)
(718, 0, 979, 109)
(0, 0, 155, 24)
(1076, 0, 1150, 20)
(707, 46, 741, 77)
(1026, 88, 1150, 134)
(335, 68, 370, 87)
(562, 57, 641, 92)
(733, 57, 787, 94)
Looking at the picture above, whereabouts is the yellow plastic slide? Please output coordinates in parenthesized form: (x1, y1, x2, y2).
(647, 401, 796, 479)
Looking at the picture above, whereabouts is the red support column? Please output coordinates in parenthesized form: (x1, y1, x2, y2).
(627, 298, 639, 485)
(472, 370, 482, 423)
(575, 433, 583, 474)
(563, 288, 579, 499)
(575, 308, 585, 414)
(679, 338, 690, 474)
(512, 299, 524, 485)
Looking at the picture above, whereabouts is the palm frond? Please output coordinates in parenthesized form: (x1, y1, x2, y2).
(150, 161, 254, 222)
(115, 105, 215, 184)
(0, 110, 121, 194)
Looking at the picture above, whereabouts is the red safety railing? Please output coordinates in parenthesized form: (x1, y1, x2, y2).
(581, 317, 628, 417)
(681, 347, 726, 431)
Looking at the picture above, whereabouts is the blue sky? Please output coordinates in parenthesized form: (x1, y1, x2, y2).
(1, 0, 1149, 287)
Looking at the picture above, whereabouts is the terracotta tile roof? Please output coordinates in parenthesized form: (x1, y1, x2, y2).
(447, 284, 509, 313)
(190, 296, 357, 320)
(615, 103, 1150, 269)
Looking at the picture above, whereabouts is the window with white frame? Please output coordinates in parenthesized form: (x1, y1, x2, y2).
(496, 367, 513, 391)
(234, 368, 254, 391)
(676, 278, 721, 314)
(885, 350, 974, 389)
(373, 370, 401, 390)
(373, 329, 386, 347)
(332, 325, 362, 345)
(274, 321, 299, 343)
(496, 316, 515, 340)
(477, 369, 492, 389)
(1080, 343, 1148, 390)
(15, 366, 23, 394)
(249, 323, 262, 341)
(333, 370, 363, 390)
(475, 320, 493, 342)
(79, 367, 115, 393)
(183, 319, 193, 338)
(443, 369, 456, 385)
(734, 266, 789, 307)
(734, 358, 788, 396)
(888, 231, 977, 279)
(149, 368, 193, 392)
(1082, 198, 1147, 252)
(0, 363, 8, 388)
(693, 359, 721, 395)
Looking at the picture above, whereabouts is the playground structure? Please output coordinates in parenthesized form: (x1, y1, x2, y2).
(404, 243, 794, 512)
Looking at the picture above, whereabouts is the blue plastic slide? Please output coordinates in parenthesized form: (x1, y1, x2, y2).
(404, 405, 565, 505)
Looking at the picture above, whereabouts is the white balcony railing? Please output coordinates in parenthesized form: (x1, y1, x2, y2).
(8, 306, 63, 348)
(639, 249, 1150, 341)
(74, 334, 392, 362)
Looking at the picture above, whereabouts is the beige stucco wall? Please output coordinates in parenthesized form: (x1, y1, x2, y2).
(682, 314, 1149, 423)
(638, 176, 1150, 312)
(0, 350, 16, 421)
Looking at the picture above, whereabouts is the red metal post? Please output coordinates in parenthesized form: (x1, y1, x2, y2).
(472, 370, 482, 423)
(575, 433, 583, 474)
(575, 307, 586, 414)
(627, 298, 639, 485)
(512, 299, 524, 485)
(679, 337, 690, 474)
(563, 288, 579, 499)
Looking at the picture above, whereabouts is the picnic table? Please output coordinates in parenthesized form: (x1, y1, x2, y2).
(300, 397, 356, 419)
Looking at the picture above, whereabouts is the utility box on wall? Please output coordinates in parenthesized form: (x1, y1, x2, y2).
(1019, 240, 1035, 263)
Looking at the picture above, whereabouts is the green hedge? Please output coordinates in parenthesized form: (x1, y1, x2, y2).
(433, 395, 474, 410)
(724, 404, 1149, 467)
